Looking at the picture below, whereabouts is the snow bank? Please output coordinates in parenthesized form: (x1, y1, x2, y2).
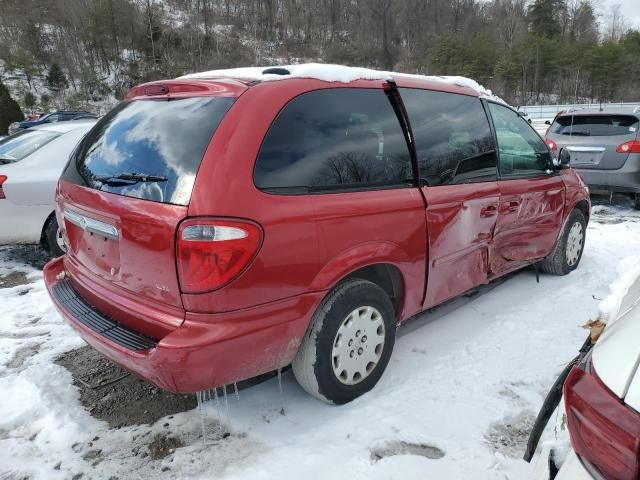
(597, 254, 640, 325)
(179, 63, 506, 103)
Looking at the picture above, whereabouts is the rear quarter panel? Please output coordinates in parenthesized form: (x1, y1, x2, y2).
(185, 79, 427, 319)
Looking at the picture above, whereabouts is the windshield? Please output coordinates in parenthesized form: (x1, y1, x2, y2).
(0, 129, 62, 163)
(62, 96, 235, 205)
(551, 115, 639, 137)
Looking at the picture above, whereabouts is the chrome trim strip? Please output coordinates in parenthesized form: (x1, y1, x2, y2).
(567, 146, 606, 153)
(64, 209, 119, 240)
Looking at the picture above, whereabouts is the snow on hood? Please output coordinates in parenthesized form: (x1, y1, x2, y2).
(179, 63, 506, 103)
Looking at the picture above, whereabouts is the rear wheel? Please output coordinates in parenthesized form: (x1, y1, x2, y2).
(44, 216, 65, 258)
(539, 209, 586, 275)
(292, 279, 396, 404)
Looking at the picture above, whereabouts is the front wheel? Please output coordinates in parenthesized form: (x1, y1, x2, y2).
(44, 216, 66, 258)
(292, 279, 396, 404)
(539, 209, 586, 275)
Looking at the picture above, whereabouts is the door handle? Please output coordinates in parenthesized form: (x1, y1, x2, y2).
(480, 205, 498, 217)
(501, 201, 520, 213)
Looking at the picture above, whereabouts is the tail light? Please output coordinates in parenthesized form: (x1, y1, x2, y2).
(546, 139, 557, 154)
(564, 354, 640, 480)
(0, 175, 6, 199)
(617, 141, 640, 154)
(177, 218, 262, 293)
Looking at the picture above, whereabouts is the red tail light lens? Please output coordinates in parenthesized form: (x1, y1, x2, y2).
(546, 138, 557, 153)
(564, 357, 640, 480)
(0, 175, 6, 199)
(177, 218, 262, 293)
(617, 141, 640, 154)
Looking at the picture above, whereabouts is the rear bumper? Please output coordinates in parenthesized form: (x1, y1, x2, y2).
(575, 153, 640, 194)
(44, 256, 322, 393)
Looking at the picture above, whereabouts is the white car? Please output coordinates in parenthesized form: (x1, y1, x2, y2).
(530, 272, 640, 479)
(0, 120, 96, 256)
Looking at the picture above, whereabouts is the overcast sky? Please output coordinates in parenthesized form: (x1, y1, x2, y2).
(597, 0, 640, 29)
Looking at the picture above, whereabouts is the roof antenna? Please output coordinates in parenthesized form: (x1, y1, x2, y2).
(262, 67, 290, 76)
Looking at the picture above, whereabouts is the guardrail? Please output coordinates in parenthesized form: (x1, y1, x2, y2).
(518, 103, 640, 120)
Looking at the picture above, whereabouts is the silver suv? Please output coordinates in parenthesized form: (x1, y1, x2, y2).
(545, 108, 640, 209)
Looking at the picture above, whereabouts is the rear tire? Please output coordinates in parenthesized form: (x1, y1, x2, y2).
(44, 216, 65, 258)
(292, 279, 396, 404)
(539, 209, 586, 275)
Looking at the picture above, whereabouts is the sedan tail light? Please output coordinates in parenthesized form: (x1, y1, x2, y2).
(617, 141, 640, 154)
(0, 175, 6, 199)
(177, 218, 262, 293)
(564, 354, 640, 480)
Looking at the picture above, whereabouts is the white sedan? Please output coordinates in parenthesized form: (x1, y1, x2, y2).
(530, 271, 640, 479)
(0, 120, 96, 256)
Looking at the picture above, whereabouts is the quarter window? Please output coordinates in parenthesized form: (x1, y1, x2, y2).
(488, 102, 551, 176)
(400, 88, 497, 186)
(254, 88, 413, 192)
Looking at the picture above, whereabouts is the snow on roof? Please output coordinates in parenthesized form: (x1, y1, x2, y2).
(179, 63, 506, 103)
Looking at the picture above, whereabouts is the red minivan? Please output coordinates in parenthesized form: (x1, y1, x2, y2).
(44, 65, 590, 404)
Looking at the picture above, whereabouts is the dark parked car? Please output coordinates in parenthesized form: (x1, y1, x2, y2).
(545, 108, 640, 208)
(43, 65, 590, 405)
(8, 111, 97, 135)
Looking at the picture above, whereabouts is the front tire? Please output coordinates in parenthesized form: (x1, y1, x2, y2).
(44, 216, 65, 258)
(539, 209, 586, 275)
(292, 279, 396, 404)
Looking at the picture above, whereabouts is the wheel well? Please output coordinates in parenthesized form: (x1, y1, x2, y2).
(573, 200, 590, 223)
(344, 264, 404, 318)
(40, 211, 56, 247)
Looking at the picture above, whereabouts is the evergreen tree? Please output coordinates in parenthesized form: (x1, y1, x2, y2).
(528, 0, 568, 38)
(46, 63, 67, 94)
(0, 82, 24, 135)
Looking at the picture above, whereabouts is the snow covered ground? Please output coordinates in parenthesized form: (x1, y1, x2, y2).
(1, 199, 640, 480)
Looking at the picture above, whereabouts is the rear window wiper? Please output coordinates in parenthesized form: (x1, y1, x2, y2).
(93, 172, 168, 186)
(0, 157, 15, 165)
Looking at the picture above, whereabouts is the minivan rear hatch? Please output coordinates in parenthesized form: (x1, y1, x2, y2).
(548, 113, 639, 170)
(58, 94, 236, 327)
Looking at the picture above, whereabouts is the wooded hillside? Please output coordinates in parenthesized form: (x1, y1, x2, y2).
(1, 0, 639, 113)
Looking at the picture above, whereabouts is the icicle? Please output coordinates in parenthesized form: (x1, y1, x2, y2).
(277, 368, 285, 415)
(233, 382, 240, 401)
(196, 390, 208, 444)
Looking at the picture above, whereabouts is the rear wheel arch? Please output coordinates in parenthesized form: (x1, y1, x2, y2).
(342, 263, 404, 320)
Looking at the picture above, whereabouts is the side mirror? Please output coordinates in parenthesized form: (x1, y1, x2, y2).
(558, 148, 571, 167)
(545, 120, 551, 125)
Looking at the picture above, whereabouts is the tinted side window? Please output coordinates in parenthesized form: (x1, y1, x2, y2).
(488, 102, 551, 177)
(400, 88, 497, 186)
(254, 89, 413, 192)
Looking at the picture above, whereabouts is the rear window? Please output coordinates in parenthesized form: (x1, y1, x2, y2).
(0, 129, 61, 164)
(62, 97, 234, 205)
(551, 115, 639, 137)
